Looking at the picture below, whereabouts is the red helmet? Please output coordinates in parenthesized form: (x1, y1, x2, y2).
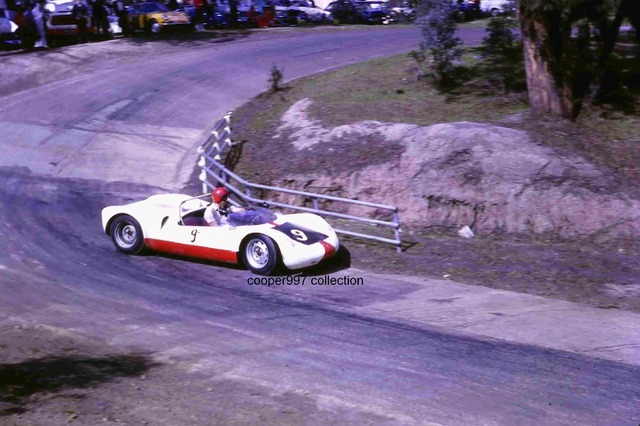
(212, 187, 228, 203)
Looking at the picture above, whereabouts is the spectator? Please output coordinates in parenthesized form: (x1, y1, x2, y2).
(14, 4, 37, 50)
(247, 4, 255, 26)
(193, 0, 204, 30)
(113, 0, 128, 36)
(31, 0, 47, 48)
(72, 0, 88, 43)
(91, 0, 109, 38)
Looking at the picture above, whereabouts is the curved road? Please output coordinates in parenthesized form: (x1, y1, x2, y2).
(1, 27, 434, 188)
(1, 27, 640, 424)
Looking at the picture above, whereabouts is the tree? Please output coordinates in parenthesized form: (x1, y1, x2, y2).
(519, 0, 640, 119)
(415, 0, 462, 86)
(480, 1, 524, 94)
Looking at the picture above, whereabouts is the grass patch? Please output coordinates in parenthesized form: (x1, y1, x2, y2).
(233, 53, 529, 136)
(229, 52, 531, 187)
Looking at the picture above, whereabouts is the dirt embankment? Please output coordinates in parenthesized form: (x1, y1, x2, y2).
(263, 98, 640, 241)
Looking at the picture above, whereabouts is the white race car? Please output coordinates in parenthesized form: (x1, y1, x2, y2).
(101, 193, 339, 275)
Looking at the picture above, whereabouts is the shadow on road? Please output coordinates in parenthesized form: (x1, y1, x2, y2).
(0, 353, 157, 416)
(303, 245, 352, 276)
(122, 29, 252, 47)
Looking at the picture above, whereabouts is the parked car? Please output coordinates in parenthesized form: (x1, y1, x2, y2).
(354, 0, 395, 24)
(1, 5, 38, 49)
(478, 0, 510, 16)
(209, 0, 252, 27)
(273, 0, 327, 24)
(298, 0, 330, 22)
(127, 1, 190, 33)
(46, 0, 81, 37)
(324, 0, 358, 23)
(45, 0, 121, 38)
(0, 8, 22, 48)
(391, 0, 415, 22)
(451, 0, 479, 21)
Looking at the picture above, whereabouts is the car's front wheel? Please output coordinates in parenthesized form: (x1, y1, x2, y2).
(147, 19, 162, 34)
(242, 235, 278, 275)
(110, 215, 145, 255)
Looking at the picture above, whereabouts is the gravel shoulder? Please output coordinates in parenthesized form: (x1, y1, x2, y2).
(0, 324, 374, 425)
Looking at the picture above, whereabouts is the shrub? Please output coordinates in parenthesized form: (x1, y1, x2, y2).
(478, 13, 525, 93)
(415, 0, 462, 88)
(268, 65, 284, 92)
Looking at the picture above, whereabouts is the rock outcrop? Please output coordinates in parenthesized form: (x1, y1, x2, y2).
(272, 99, 640, 239)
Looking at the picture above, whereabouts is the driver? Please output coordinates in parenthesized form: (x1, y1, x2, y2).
(204, 187, 245, 226)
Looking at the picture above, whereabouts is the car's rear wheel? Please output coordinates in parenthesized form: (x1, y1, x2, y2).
(242, 235, 278, 275)
(110, 215, 145, 255)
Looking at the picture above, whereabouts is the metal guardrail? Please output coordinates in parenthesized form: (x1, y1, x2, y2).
(197, 112, 402, 251)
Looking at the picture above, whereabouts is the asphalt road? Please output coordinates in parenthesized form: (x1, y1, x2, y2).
(0, 27, 436, 189)
(1, 27, 640, 425)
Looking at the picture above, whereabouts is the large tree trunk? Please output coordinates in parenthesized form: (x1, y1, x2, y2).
(520, 7, 575, 119)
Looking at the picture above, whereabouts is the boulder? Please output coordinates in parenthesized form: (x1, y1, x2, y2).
(271, 99, 640, 240)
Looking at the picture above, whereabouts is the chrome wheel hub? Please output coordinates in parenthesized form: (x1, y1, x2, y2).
(246, 240, 269, 268)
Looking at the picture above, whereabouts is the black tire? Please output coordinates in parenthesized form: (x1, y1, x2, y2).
(242, 235, 278, 275)
(147, 19, 161, 34)
(110, 215, 145, 255)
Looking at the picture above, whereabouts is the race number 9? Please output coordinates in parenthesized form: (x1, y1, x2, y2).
(291, 229, 308, 241)
(273, 223, 327, 245)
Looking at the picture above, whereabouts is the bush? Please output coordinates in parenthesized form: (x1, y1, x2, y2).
(268, 65, 284, 92)
(415, 0, 462, 87)
(478, 14, 525, 94)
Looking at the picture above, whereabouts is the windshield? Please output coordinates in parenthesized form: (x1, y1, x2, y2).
(143, 2, 169, 13)
(228, 207, 277, 227)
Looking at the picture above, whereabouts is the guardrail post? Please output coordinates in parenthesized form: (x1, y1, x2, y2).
(197, 148, 208, 194)
(393, 209, 401, 253)
(313, 198, 319, 211)
(199, 170, 208, 192)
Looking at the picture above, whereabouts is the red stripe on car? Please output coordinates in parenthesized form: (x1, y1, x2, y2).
(320, 241, 336, 260)
(144, 239, 238, 263)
